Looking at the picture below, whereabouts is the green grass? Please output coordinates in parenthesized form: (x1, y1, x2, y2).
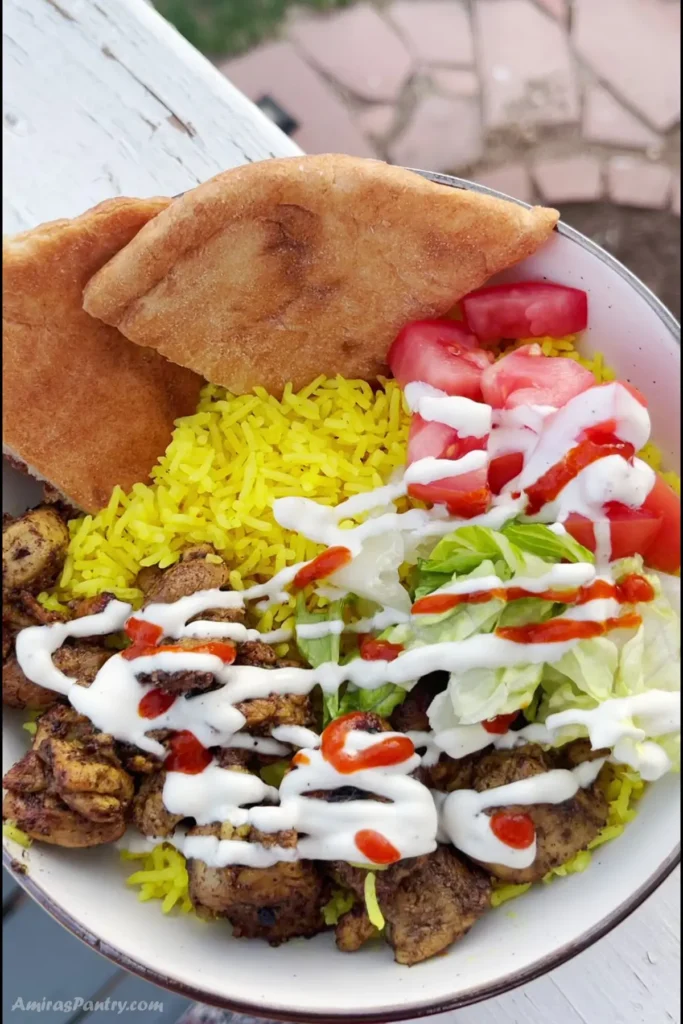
(155, 0, 355, 57)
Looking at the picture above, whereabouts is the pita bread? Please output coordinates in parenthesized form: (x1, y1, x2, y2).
(3, 198, 203, 513)
(82, 156, 559, 397)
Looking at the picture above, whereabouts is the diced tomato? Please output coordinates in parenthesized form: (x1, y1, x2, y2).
(641, 476, 681, 573)
(565, 503, 663, 563)
(407, 414, 490, 517)
(462, 282, 588, 343)
(407, 416, 459, 464)
(481, 344, 595, 410)
(482, 712, 519, 735)
(407, 415, 487, 465)
(408, 480, 491, 518)
(387, 319, 493, 400)
(488, 452, 524, 494)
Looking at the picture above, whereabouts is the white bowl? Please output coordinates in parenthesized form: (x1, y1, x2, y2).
(3, 171, 681, 1021)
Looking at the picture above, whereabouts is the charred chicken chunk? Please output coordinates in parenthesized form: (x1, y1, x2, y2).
(331, 848, 491, 965)
(2, 705, 134, 847)
(142, 546, 232, 608)
(389, 672, 447, 733)
(382, 846, 492, 965)
(132, 771, 184, 838)
(188, 822, 327, 944)
(470, 744, 609, 883)
(2, 790, 128, 848)
(2, 506, 70, 595)
(235, 692, 313, 733)
(2, 644, 113, 710)
(335, 903, 377, 952)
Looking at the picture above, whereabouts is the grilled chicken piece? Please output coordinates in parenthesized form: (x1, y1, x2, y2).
(3, 656, 63, 710)
(390, 672, 447, 733)
(420, 752, 478, 793)
(335, 903, 377, 952)
(383, 846, 492, 965)
(68, 593, 116, 620)
(2, 790, 128, 848)
(2, 705, 134, 847)
(2, 644, 112, 710)
(470, 744, 609, 883)
(235, 692, 313, 733)
(2, 506, 70, 595)
(3, 750, 47, 793)
(188, 822, 327, 944)
(557, 738, 611, 768)
(331, 848, 491, 965)
(142, 546, 231, 607)
(132, 771, 183, 838)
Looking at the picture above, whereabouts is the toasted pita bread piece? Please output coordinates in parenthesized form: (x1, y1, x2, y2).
(3, 198, 203, 513)
(82, 155, 559, 397)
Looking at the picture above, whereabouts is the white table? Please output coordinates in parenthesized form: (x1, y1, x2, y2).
(3, 1, 680, 1022)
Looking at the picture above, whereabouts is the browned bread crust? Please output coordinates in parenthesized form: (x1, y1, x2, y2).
(82, 155, 559, 397)
(3, 198, 203, 513)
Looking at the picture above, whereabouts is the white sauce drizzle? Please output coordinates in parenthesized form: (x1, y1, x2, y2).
(404, 383, 492, 437)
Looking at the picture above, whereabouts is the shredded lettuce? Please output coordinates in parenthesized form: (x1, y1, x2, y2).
(322, 887, 356, 926)
(363, 872, 385, 931)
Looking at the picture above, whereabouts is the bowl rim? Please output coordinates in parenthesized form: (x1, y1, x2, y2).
(3, 167, 681, 1022)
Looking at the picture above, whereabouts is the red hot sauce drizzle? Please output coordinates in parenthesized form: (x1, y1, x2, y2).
(524, 437, 636, 516)
(355, 829, 401, 865)
(321, 711, 415, 775)
(412, 574, 655, 618)
(165, 731, 213, 774)
(490, 812, 535, 849)
(138, 688, 177, 719)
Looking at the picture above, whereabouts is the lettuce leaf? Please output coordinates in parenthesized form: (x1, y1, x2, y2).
(429, 662, 543, 727)
(418, 525, 528, 579)
(295, 594, 346, 726)
(413, 523, 592, 601)
(501, 522, 594, 564)
(338, 682, 408, 719)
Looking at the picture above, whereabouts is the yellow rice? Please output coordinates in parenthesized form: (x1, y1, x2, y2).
(22, 335, 677, 918)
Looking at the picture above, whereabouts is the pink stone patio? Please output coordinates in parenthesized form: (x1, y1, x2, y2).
(219, 0, 680, 215)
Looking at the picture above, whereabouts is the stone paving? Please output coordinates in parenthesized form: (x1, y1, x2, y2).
(219, 0, 680, 215)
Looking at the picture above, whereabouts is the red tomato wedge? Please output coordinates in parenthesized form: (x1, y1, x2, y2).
(481, 344, 595, 410)
(407, 416, 459, 464)
(488, 452, 524, 494)
(565, 503, 663, 564)
(387, 319, 493, 400)
(407, 416, 487, 465)
(406, 417, 490, 517)
(641, 476, 681, 573)
(408, 479, 491, 518)
(462, 282, 588, 343)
